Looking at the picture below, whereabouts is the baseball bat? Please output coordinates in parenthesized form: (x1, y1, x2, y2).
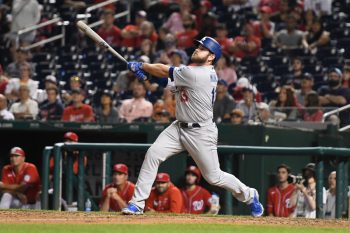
(76, 20, 128, 64)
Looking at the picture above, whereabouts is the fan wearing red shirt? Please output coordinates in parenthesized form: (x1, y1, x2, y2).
(177, 13, 198, 49)
(145, 173, 183, 213)
(62, 88, 95, 122)
(121, 10, 148, 48)
(229, 23, 261, 59)
(267, 164, 297, 217)
(100, 164, 135, 212)
(252, 6, 275, 39)
(215, 24, 233, 55)
(0, 147, 40, 209)
(97, 10, 122, 48)
(181, 166, 218, 214)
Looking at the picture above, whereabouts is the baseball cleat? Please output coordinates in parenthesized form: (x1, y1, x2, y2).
(249, 190, 264, 217)
(121, 203, 144, 215)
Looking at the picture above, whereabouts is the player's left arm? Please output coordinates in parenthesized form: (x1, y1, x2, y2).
(0, 182, 26, 192)
(141, 63, 170, 78)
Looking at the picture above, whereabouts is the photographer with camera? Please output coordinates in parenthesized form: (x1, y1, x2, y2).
(290, 163, 317, 218)
(267, 164, 296, 217)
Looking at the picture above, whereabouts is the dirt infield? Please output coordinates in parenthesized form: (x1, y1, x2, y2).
(0, 210, 349, 227)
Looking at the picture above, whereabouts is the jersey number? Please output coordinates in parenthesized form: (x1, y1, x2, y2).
(179, 87, 189, 102)
(211, 87, 216, 106)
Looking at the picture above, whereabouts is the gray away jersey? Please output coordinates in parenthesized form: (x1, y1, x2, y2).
(169, 65, 218, 123)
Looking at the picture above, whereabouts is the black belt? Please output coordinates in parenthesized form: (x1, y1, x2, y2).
(178, 122, 201, 128)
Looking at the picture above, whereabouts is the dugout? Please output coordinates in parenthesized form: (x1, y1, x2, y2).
(0, 120, 350, 216)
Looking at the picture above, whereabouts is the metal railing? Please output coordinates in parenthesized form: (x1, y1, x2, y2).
(16, 17, 66, 50)
(84, 0, 131, 28)
(42, 143, 350, 219)
(322, 104, 350, 122)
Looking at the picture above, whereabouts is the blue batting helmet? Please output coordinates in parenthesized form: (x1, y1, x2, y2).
(194, 36, 222, 64)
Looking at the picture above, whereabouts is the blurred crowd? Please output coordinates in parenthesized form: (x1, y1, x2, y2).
(0, 0, 349, 127)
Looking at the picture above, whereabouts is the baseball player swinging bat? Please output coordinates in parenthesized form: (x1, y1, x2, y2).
(76, 20, 127, 64)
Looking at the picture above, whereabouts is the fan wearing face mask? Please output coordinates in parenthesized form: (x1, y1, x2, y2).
(318, 68, 350, 127)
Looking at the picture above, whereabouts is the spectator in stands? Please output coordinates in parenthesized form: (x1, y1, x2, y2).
(259, 0, 281, 16)
(230, 109, 244, 125)
(61, 88, 95, 122)
(303, 92, 323, 122)
(252, 6, 275, 39)
(194, 0, 212, 30)
(342, 65, 350, 89)
(39, 87, 64, 121)
(269, 86, 299, 121)
(229, 22, 261, 59)
(0, 147, 40, 209)
(274, 15, 304, 50)
(113, 70, 138, 96)
(197, 12, 218, 39)
(302, 10, 317, 32)
(215, 54, 237, 86)
(136, 39, 155, 63)
(121, 10, 147, 48)
(267, 164, 296, 217)
(5, 62, 38, 102)
(154, 33, 188, 65)
(100, 164, 135, 212)
(97, 10, 122, 48)
(182, 165, 219, 215)
(286, 57, 304, 89)
(118, 82, 153, 123)
(256, 102, 274, 124)
(155, 26, 170, 51)
(94, 90, 119, 124)
(9, 0, 41, 44)
(36, 75, 59, 104)
(236, 86, 257, 124)
(0, 94, 14, 120)
(0, 65, 8, 94)
(176, 13, 198, 49)
(318, 68, 350, 127)
(145, 173, 183, 213)
(233, 77, 261, 103)
(291, 163, 317, 218)
(6, 48, 35, 78)
(324, 171, 336, 219)
(304, 0, 332, 17)
(10, 84, 38, 120)
(303, 19, 330, 52)
(214, 80, 235, 123)
(138, 21, 158, 50)
(169, 50, 186, 67)
(215, 23, 232, 55)
(163, 0, 193, 34)
(295, 73, 315, 106)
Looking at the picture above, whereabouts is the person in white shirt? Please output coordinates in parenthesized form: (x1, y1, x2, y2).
(324, 171, 336, 219)
(10, 0, 41, 43)
(9, 84, 38, 120)
(118, 82, 153, 123)
(0, 94, 14, 120)
(5, 62, 38, 102)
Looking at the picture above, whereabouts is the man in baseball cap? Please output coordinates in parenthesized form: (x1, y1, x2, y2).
(100, 163, 135, 212)
(181, 166, 218, 214)
(0, 147, 40, 209)
(145, 173, 183, 213)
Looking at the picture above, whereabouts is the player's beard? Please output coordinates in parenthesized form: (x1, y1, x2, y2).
(191, 53, 210, 65)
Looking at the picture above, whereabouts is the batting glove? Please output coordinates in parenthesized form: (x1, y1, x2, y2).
(127, 62, 147, 81)
(127, 62, 143, 73)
